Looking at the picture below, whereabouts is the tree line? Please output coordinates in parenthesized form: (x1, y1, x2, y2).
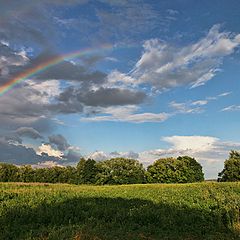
(0, 151, 239, 184)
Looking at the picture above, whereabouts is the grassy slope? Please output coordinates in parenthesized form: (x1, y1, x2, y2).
(0, 182, 239, 240)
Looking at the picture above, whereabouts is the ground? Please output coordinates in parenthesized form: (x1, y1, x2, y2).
(0, 182, 239, 240)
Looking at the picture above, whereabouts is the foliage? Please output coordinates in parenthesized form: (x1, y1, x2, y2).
(0, 163, 20, 182)
(218, 150, 240, 182)
(96, 158, 146, 185)
(0, 182, 239, 240)
(76, 158, 98, 184)
(146, 156, 204, 183)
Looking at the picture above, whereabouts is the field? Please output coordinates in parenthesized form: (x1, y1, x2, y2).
(0, 182, 239, 240)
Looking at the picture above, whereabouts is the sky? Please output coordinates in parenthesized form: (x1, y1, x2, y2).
(0, 0, 240, 179)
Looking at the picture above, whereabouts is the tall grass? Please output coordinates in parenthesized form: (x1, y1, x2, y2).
(0, 182, 239, 239)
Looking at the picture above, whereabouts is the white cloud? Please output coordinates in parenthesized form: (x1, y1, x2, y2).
(107, 70, 136, 87)
(162, 135, 218, 152)
(87, 150, 139, 161)
(37, 144, 63, 158)
(81, 105, 170, 123)
(218, 91, 232, 97)
(87, 151, 108, 161)
(109, 25, 240, 91)
(221, 105, 240, 112)
(26, 79, 61, 103)
(169, 101, 204, 114)
(191, 100, 208, 106)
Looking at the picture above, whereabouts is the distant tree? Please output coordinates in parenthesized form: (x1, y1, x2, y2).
(218, 150, 240, 182)
(146, 156, 204, 183)
(34, 168, 48, 183)
(146, 158, 176, 183)
(96, 158, 146, 185)
(0, 163, 20, 182)
(60, 166, 78, 184)
(19, 165, 35, 182)
(176, 156, 204, 182)
(76, 158, 98, 184)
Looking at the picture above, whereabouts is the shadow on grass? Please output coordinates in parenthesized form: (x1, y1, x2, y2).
(0, 196, 239, 240)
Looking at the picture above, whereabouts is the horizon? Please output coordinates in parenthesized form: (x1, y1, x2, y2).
(0, 0, 240, 179)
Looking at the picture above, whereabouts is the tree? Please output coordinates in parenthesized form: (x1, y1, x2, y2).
(218, 150, 240, 182)
(146, 156, 204, 183)
(96, 158, 146, 185)
(76, 158, 98, 184)
(19, 165, 35, 182)
(59, 166, 78, 184)
(0, 163, 20, 182)
(176, 156, 204, 182)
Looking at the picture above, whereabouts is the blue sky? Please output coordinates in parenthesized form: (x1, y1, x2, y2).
(0, 0, 240, 178)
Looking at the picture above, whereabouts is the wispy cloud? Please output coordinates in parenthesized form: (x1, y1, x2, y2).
(221, 105, 240, 112)
(109, 25, 240, 91)
(81, 105, 170, 123)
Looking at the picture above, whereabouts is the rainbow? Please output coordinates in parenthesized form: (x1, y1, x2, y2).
(0, 44, 113, 96)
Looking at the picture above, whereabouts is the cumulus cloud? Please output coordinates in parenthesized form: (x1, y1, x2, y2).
(37, 143, 63, 158)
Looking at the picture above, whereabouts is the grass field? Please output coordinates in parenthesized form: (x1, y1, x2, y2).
(0, 182, 239, 240)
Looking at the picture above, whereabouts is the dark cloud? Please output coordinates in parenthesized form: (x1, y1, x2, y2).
(77, 87, 146, 107)
(0, 138, 61, 164)
(15, 127, 43, 139)
(53, 86, 146, 112)
(63, 149, 82, 163)
(0, 84, 51, 129)
(35, 61, 106, 83)
(48, 134, 70, 151)
(4, 135, 23, 144)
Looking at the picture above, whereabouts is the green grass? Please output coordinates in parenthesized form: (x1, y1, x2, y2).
(0, 182, 239, 240)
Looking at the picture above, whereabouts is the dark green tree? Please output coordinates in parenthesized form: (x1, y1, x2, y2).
(76, 158, 98, 184)
(218, 150, 240, 182)
(19, 165, 35, 182)
(59, 166, 78, 184)
(0, 163, 20, 182)
(96, 158, 146, 185)
(146, 158, 176, 183)
(146, 156, 204, 183)
(176, 156, 204, 182)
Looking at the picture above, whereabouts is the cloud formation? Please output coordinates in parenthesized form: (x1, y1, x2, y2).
(110, 25, 240, 91)
(81, 105, 170, 123)
(15, 127, 43, 139)
(48, 134, 70, 151)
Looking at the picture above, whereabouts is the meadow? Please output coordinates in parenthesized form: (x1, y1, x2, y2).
(0, 182, 239, 240)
